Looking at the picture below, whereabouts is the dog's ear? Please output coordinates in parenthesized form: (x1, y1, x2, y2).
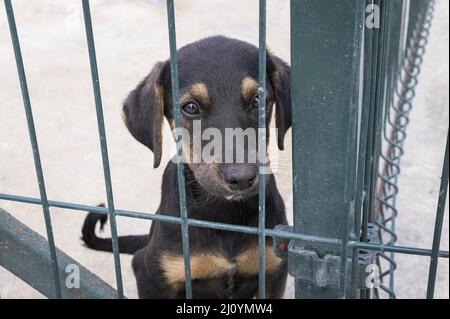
(269, 54, 292, 151)
(122, 61, 168, 168)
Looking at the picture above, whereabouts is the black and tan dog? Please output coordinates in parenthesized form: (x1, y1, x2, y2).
(81, 36, 291, 299)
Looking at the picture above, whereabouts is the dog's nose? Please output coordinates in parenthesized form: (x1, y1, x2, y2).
(222, 165, 257, 190)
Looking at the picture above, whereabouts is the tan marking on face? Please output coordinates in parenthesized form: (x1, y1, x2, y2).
(241, 77, 258, 103)
(168, 119, 175, 130)
(180, 82, 210, 107)
(161, 253, 233, 287)
(209, 162, 222, 184)
(235, 246, 282, 276)
(189, 161, 228, 193)
(270, 71, 282, 131)
(154, 85, 165, 164)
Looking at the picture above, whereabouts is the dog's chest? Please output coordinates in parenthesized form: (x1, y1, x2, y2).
(161, 245, 282, 292)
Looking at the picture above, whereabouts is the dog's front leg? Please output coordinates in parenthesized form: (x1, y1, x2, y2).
(132, 247, 173, 299)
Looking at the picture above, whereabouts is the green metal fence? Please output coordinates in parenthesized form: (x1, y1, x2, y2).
(0, 0, 448, 299)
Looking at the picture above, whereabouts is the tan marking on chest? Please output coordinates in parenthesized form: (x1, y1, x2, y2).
(161, 253, 233, 286)
(235, 246, 282, 276)
(161, 246, 282, 286)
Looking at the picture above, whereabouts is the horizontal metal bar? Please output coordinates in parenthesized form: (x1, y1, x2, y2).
(349, 241, 449, 258)
(1, 192, 448, 259)
(0, 193, 339, 245)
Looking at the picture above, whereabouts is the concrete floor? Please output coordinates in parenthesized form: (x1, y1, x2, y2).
(0, 0, 448, 299)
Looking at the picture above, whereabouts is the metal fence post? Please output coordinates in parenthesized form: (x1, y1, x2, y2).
(290, 0, 364, 298)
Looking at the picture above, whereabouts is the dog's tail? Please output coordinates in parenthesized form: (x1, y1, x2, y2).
(81, 204, 149, 255)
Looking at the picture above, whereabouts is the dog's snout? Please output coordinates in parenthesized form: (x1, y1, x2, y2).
(222, 165, 257, 191)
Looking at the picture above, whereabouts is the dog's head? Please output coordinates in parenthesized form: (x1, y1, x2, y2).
(123, 36, 291, 200)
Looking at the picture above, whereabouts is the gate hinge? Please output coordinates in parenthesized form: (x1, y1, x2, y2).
(272, 224, 380, 289)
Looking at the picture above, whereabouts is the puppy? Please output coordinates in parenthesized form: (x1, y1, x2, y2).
(82, 35, 291, 298)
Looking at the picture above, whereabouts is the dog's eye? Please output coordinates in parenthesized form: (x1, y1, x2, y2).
(181, 102, 200, 116)
(252, 95, 260, 108)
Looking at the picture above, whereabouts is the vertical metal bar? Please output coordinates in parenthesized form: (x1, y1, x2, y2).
(81, 0, 124, 299)
(291, 0, 360, 299)
(363, 0, 386, 299)
(3, 0, 62, 299)
(339, 0, 365, 298)
(166, 0, 193, 299)
(369, 0, 388, 225)
(257, 0, 267, 299)
(361, 0, 381, 247)
(426, 132, 449, 299)
(351, 0, 376, 298)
